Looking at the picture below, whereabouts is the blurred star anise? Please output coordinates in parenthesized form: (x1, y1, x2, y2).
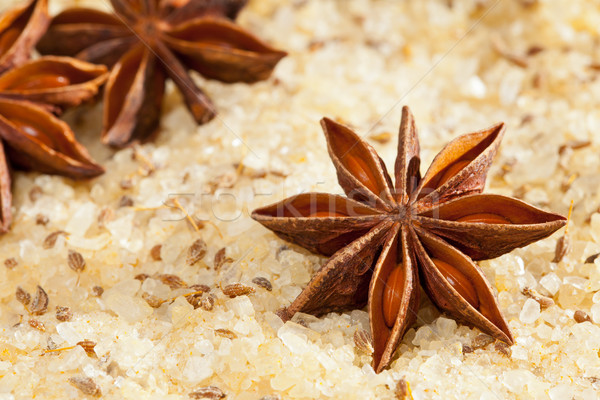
(37, 0, 287, 148)
(252, 107, 566, 372)
(0, 0, 107, 232)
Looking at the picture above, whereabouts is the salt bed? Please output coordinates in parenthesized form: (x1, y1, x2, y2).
(0, 0, 600, 399)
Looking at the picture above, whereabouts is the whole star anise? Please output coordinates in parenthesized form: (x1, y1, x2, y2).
(252, 107, 566, 372)
(0, 0, 107, 232)
(37, 0, 287, 148)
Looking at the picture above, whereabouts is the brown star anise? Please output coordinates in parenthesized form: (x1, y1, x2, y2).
(0, 0, 107, 232)
(37, 0, 287, 148)
(252, 107, 566, 372)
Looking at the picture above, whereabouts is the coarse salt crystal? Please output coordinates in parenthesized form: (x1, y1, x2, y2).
(105, 292, 153, 323)
(182, 356, 213, 383)
(278, 323, 310, 355)
(548, 384, 574, 400)
(520, 299, 541, 324)
(540, 273, 561, 295)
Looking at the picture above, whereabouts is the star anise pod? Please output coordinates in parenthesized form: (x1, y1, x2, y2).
(0, 0, 107, 232)
(37, 0, 287, 148)
(252, 107, 566, 372)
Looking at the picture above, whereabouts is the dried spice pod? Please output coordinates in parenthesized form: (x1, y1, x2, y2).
(222, 283, 255, 298)
(252, 277, 272, 291)
(30, 285, 49, 315)
(0, 0, 49, 74)
(38, 0, 286, 148)
(67, 250, 86, 272)
(353, 329, 374, 354)
(214, 328, 237, 339)
(189, 386, 226, 399)
(187, 238, 207, 266)
(55, 305, 72, 321)
(68, 376, 101, 397)
(16, 286, 31, 306)
(157, 274, 187, 289)
(0, 0, 108, 234)
(43, 230, 67, 249)
(252, 107, 566, 372)
(28, 319, 45, 331)
(77, 340, 97, 357)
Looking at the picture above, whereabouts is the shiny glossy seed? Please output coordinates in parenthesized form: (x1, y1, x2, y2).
(0, 28, 19, 55)
(7, 74, 71, 91)
(432, 258, 479, 309)
(456, 213, 511, 224)
(308, 211, 345, 217)
(9, 118, 55, 148)
(383, 265, 405, 328)
(437, 160, 470, 187)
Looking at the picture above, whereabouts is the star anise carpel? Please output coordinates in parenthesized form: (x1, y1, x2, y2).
(0, 0, 108, 232)
(37, 0, 287, 148)
(252, 106, 566, 372)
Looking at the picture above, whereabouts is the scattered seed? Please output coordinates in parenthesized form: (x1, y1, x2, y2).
(119, 195, 134, 207)
(370, 131, 392, 144)
(353, 329, 374, 354)
(522, 287, 555, 309)
(68, 376, 101, 397)
(214, 248, 233, 270)
(134, 273, 150, 282)
(157, 274, 186, 289)
(187, 239, 207, 266)
(585, 253, 600, 264)
(56, 306, 72, 322)
(47, 336, 59, 351)
(395, 378, 412, 400)
(43, 230, 67, 249)
(462, 345, 473, 354)
(574, 310, 591, 323)
(494, 341, 512, 357)
(526, 45, 544, 56)
(92, 286, 104, 297)
(259, 396, 281, 400)
(16, 286, 31, 306)
(35, 214, 49, 225)
(31, 286, 49, 315)
(201, 294, 215, 311)
(67, 250, 86, 273)
(491, 34, 528, 68)
(150, 244, 162, 261)
(189, 386, 226, 399)
(252, 277, 272, 291)
(29, 186, 43, 202)
(214, 328, 237, 339)
(186, 284, 210, 308)
(558, 139, 592, 155)
(142, 292, 164, 308)
(77, 340, 97, 357)
(188, 283, 210, 293)
(5, 257, 17, 269)
(28, 319, 45, 332)
(221, 283, 255, 298)
(119, 178, 133, 189)
(552, 234, 571, 263)
(472, 334, 494, 349)
(97, 207, 115, 228)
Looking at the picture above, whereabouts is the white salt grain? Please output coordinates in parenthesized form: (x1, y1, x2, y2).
(520, 299, 541, 324)
(540, 273, 562, 296)
(105, 292, 153, 323)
